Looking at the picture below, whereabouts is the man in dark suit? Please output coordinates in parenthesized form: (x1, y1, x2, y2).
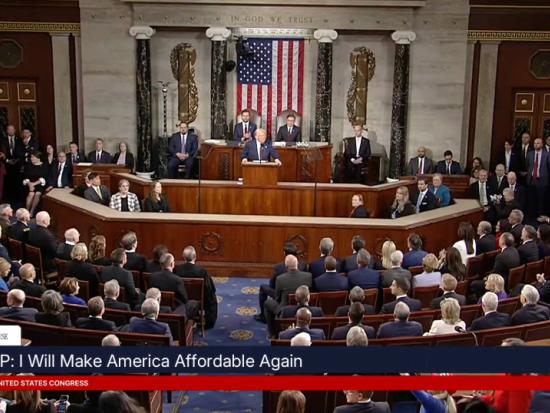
(476, 221, 496, 255)
(174, 245, 218, 328)
(526, 137, 550, 218)
(430, 273, 466, 309)
(508, 209, 524, 247)
(15, 128, 39, 165)
(241, 128, 281, 164)
(469, 169, 493, 212)
(264, 254, 312, 337)
(87, 138, 112, 164)
(381, 278, 422, 314)
(511, 284, 550, 325)
(103, 279, 131, 311)
(341, 235, 365, 274)
(67, 141, 85, 165)
(518, 225, 539, 264)
(309, 237, 341, 278)
(27, 211, 59, 272)
(279, 285, 324, 318)
(505, 171, 525, 210)
(0, 289, 38, 321)
(335, 286, 375, 316)
(347, 249, 380, 290)
(7, 207, 31, 243)
(492, 232, 521, 282)
(381, 250, 412, 287)
(1, 124, 24, 202)
(500, 140, 518, 174)
(470, 292, 511, 331)
(331, 302, 375, 340)
(75, 297, 117, 331)
(402, 233, 428, 269)
(120, 231, 147, 272)
(343, 124, 371, 184)
(83, 173, 111, 206)
(278, 307, 325, 340)
(56, 227, 79, 260)
(435, 150, 462, 175)
(515, 131, 533, 181)
(10, 263, 46, 298)
(493, 188, 521, 222)
(233, 108, 257, 142)
(410, 177, 437, 213)
(488, 164, 508, 195)
(168, 121, 199, 179)
(405, 146, 434, 176)
(48, 151, 72, 188)
(276, 113, 301, 142)
(334, 390, 391, 413)
(377, 301, 423, 338)
(314, 256, 347, 292)
(100, 248, 142, 308)
(129, 298, 174, 345)
(150, 253, 191, 310)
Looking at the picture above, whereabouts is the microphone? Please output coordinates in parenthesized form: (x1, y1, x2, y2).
(455, 326, 479, 347)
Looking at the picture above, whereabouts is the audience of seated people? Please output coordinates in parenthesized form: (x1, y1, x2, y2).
(381, 278, 422, 314)
(279, 285, 323, 318)
(278, 307, 325, 340)
(129, 297, 174, 345)
(331, 302, 374, 340)
(100, 248, 142, 309)
(0, 289, 37, 321)
(314, 256, 347, 292)
(470, 292, 510, 331)
(425, 297, 465, 336)
(56, 227, 79, 260)
(75, 296, 116, 331)
(66, 242, 100, 296)
(412, 253, 441, 288)
(381, 250, 412, 288)
(35, 289, 72, 327)
(103, 279, 131, 311)
(377, 302, 423, 338)
(431, 273, 466, 308)
(347, 249, 380, 290)
(309, 237, 341, 278)
(335, 286, 375, 316)
(340, 235, 365, 273)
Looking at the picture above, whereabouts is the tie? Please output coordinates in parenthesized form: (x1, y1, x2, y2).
(9, 137, 13, 151)
(497, 176, 501, 187)
(72, 154, 76, 163)
(58, 163, 62, 175)
(181, 134, 185, 151)
(419, 158, 424, 175)
(244, 124, 248, 134)
(258, 143, 262, 160)
(524, 145, 528, 160)
(447, 163, 451, 175)
(416, 192, 423, 212)
(95, 186, 102, 200)
(534, 152, 540, 178)
(510, 184, 515, 192)
(288, 127, 292, 135)
(480, 182, 487, 205)
(96, 152, 100, 162)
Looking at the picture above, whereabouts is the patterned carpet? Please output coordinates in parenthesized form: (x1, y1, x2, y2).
(163, 277, 267, 413)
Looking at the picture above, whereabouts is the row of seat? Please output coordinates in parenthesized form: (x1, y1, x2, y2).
(508, 258, 550, 291)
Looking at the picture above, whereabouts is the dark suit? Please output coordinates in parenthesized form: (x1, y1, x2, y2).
(430, 291, 466, 309)
(402, 250, 428, 269)
(341, 254, 358, 274)
(309, 257, 341, 279)
(334, 401, 391, 413)
(477, 234, 497, 255)
(507, 183, 525, 210)
(469, 180, 493, 206)
(104, 297, 131, 311)
(279, 304, 324, 318)
(518, 240, 539, 264)
(343, 136, 371, 183)
(76, 316, 117, 331)
(435, 160, 462, 175)
(150, 269, 188, 306)
(510, 224, 524, 247)
(56, 243, 74, 261)
(35, 311, 72, 327)
(331, 322, 375, 340)
(128, 317, 173, 344)
(124, 251, 147, 272)
(511, 304, 550, 326)
(0, 306, 37, 321)
(67, 259, 99, 296)
(381, 267, 412, 288)
(87, 150, 112, 164)
(84, 186, 111, 206)
(410, 190, 437, 213)
(67, 151, 85, 166)
(347, 267, 380, 290)
(489, 175, 508, 195)
(381, 296, 422, 314)
(112, 152, 135, 170)
(49, 161, 72, 188)
(492, 246, 521, 280)
(377, 320, 423, 338)
(500, 151, 518, 174)
(168, 132, 198, 178)
(7, 220, 30, 243)
(241, 139, 280, 161)
(470, 311, 510, 331)
(233, 121, 257, 142)
(494, 199, 521, 222)
(315, 272, 348, 292)
(405, 156, 433, 176)
(100, 265, 140, 307)
(27, 225, 59, 271)
(335, 303, 375, 317)
(526, 149, 550, 216)
(278, 326, 325, 340)
(15, 137, 39, 164)
(276, 125, 301, 142)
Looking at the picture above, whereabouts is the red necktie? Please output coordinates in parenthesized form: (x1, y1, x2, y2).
(534, 152, 539, 178)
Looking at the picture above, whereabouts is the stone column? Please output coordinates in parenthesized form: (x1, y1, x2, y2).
(313, 29, 338, 142)
(206, 27, 231, 139)
(50, 32, 73, 149)
(129, 25, 155, 172)
(388, 30, 416, 178)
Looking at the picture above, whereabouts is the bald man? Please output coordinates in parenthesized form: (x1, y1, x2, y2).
(0, 289, 38, 321)
(27, 211, 59, 271)
(406, 146, 434, 176)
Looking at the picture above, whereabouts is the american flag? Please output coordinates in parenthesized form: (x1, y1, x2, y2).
(237, 38, 305, 138)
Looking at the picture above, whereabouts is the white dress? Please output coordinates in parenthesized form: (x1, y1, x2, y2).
(452, 239, 476, 265)
(425, 319, 466, 336)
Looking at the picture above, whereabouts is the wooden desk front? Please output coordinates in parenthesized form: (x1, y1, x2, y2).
(201, 142, 333, 182)
(43, 190, 483, 277)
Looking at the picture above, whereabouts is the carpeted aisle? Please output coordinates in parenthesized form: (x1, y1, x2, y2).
(164, 277, 267, 413)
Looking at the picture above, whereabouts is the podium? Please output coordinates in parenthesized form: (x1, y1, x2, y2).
(242, 162, 279, 187)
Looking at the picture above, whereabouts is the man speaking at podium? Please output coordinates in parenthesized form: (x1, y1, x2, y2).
(241, 129, 282, 166)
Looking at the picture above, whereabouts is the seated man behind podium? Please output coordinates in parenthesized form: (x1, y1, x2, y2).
(435, 150, 462, 175)
(168, 120, 198, 179)
(343, 123, 371, 184)
(233, 108, 257, 143)
(87, 138, 112, 164)
(241, 128, 281, 165)
(84, 172, 111, 206)
(276, 113, 301, 143)
(406, 146, 433, 176)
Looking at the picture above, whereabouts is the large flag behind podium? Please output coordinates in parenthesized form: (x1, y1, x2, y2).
(237, 38, 305, 138)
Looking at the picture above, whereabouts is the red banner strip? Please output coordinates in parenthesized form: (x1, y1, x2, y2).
(0, 375, 546, 391)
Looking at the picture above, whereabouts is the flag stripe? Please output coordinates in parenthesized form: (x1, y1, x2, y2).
(247, 84, 253, 111)
(287, 41, 294, 110)
(298, 40, 304, 114)
(271, 41, 278, 137)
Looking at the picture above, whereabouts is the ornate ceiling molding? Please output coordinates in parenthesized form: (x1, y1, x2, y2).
(0, 21, 80, 35)
(468, 30, 550, 42)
